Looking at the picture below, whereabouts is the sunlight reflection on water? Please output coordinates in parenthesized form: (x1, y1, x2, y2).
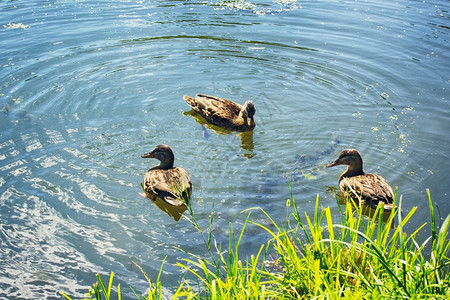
(0, 0, 449, 298)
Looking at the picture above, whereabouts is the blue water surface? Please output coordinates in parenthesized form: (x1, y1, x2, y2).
(1, 0, 449, 298)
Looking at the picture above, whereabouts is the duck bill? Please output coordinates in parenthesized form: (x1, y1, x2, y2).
(141, 151, 155, 158)
(326, 159, 339, 168)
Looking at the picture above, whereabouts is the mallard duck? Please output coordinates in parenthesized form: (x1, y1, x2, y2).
(327, 149, 394, 210)
(141, 145, 192, 210)
(183, 94, 256, 132)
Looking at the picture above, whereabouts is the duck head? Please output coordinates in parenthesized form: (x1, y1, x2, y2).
(327, 149, 365, 178)
(142, 144, 174, 170)
(327, 149, 362, 167)
(240, 100, 256, 129)
(243, 100, 256, 118)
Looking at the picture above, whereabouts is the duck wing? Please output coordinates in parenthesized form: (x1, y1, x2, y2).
(184, 94, 242, 125)
(143, 167, 192, 207)
(340, 174, 394, 209)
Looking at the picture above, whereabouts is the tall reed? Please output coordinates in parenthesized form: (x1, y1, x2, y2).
(61, 188, 449, 299)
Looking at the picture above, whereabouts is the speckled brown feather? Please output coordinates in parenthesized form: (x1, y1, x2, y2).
(143, 167, 192, 207)
(339, 174, 394, 209)
(183, 94, 255, 131)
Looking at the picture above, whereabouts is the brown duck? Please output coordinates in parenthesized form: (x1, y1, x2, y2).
(183, 94, 256, 131)
(141, 145, 192, 210)
(327, 149, 394, 211)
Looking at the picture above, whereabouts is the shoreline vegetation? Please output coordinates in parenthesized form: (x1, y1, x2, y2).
(61, 188, 449, 299)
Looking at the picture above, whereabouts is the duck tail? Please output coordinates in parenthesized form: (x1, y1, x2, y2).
(183, 95, 196, 106)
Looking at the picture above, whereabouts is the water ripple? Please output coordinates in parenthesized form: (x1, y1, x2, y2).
(1, 0, 449, 298)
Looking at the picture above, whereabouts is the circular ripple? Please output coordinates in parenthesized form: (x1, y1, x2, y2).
(1, 0, 449, 298)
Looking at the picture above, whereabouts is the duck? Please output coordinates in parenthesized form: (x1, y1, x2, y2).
(183, 93, 256, 132)
(326, 149, 394, 211)
(141, 145, 192, 211)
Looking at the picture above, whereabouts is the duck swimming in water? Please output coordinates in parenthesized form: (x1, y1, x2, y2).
(183, 94, 256, 132)
(141, 145, 192, 220)
(327, 149, 394, 211)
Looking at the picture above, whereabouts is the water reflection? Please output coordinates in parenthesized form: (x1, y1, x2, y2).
(183, 109, 255, 155)
(141, 184, 187, 222)
(213, 0, 301, 15)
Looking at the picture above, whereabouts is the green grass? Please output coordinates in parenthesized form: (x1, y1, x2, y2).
(61, 188, 449, 299)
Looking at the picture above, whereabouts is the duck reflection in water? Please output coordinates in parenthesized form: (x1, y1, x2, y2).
(327, 149, 397, 226)
(184, 110, 255, 155)
(141, 145, 192, 222)
(183, 94, 255, 155)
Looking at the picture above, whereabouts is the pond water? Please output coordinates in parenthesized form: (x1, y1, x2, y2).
(1, 0, 449, 298)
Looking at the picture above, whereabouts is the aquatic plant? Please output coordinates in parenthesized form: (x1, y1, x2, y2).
(61, 188, 449, 299)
